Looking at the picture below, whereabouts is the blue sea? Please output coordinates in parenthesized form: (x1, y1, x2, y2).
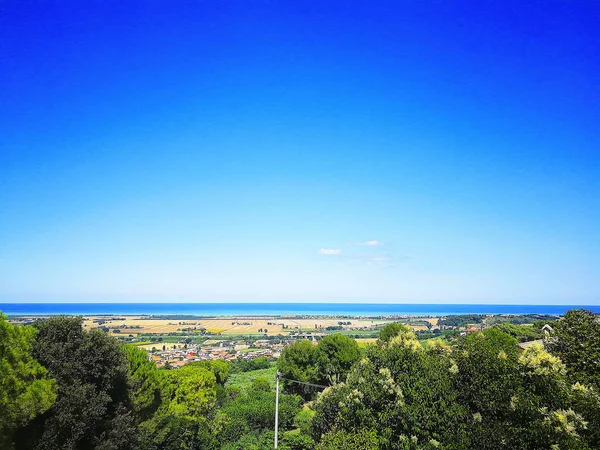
(1, 303, 599, 316)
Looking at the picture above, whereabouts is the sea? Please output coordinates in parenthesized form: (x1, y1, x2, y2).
(1, 303, 599, 317)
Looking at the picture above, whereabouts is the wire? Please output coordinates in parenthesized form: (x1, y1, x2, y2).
(278, 376, 328, 389)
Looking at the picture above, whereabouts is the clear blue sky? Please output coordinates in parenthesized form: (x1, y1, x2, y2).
(1, 1, 598, 304)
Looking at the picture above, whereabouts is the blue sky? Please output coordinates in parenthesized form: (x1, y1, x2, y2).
(1, 1, 599, 304)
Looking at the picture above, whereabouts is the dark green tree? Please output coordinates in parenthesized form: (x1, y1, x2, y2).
(122, 344, 165, 422)
(278, 340, 318, 397)
(18, 316, 136, 450)
(315, 334, 360, 384)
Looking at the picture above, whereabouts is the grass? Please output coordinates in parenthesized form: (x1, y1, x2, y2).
(225, 365, 278, 392)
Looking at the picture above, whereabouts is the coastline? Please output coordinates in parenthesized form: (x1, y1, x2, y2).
(2, 302, 599, 317)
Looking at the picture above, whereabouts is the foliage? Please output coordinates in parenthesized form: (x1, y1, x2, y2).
(280, 431, 315, 450)
(294, 409, 316, 435)
(492, 322, 541, 342)
(378, 322, 411, 343)
(122, 344, 165, 422)
(455, 329, 595, 449)
(225, 365, 277, 392)
(221, 430, 275, 450)
(232, 356, 271, 372)
(312, 327, 470, 449)
(185, 360, 231, 385)
(315, 428, 380, 450)
(438, 315, 484, 328)
(0, 314, 57, 449)
(19, 316, 136, 450)
(278, 335, 360, 396)
(166, 365, 217, 419)
(315, 334, 360, 384)
(250, 377, 272, 392)
(220, 390, 302, 444)
(138, 412, 220, 450)
(545, 308, 600, 388)
(278, 340, 319, 397)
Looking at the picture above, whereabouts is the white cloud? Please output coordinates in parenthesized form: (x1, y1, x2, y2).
(361, 240, 383, 246)
(318, 248, 342, 255)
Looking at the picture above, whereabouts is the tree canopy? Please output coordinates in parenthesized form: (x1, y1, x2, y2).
(0, 314, 56, 449)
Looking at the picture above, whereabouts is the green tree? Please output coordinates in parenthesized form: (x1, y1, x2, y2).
(312, 334, 469, 449)
(316, 428, 379, 450)
(278, 340, 318, 397)
(18, 316, 136, 450)
(185, 360, 231, 385)
(167, 365, 217, 419)
(139, 412, 220, 450)
(315, 334, 360, 384)
(221, 390, 302, 444)
(546, 308, 600, 388)
(378, 322, 411, 343)
(0, 314, 57, 449)
(454, 328, 598, 449)
(250, 377, 272, 392)
(122, 344, 165, 422)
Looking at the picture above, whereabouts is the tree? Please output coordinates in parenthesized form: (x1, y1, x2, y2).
(546, 309, 600, 388)
(0, 314, 56, 449)
(122, 345, 165, 422)
(185, 360, 231, 385)
(250, 377, 271, 392)
(221, 390, 302, 444)
(315, 334, 360, 384)
(18, 316, 136, 450)
(316, 429, 379, 450)
(167, 365, 217, 419)
(278, 340, 318, 397)
(312, 335, 469, 448)
(139, 412, 220, 450)
(378, 322, 411, 343)
(454, 327, 598, 449)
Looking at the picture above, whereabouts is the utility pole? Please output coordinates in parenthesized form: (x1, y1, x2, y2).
(274, 371, 280, 449)
(274, 373, 326, 449)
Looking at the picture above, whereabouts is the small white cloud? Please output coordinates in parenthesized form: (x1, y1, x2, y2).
(318, 248, 342, 255)
(361, 240, 383, 246)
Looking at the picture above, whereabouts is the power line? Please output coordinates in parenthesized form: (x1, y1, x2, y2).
(279, 376, 328, 389)
(274, 372, 327, 448)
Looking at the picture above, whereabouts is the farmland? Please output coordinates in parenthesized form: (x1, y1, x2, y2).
(80, 315, 398, 336)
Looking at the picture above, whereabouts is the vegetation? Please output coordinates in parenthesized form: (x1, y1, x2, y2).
(0, 309, 598, 449)
(0, 314, 56, 449)
(278, 334, 360, 397)
(491, 322, 541, 342)
(225, 366, 277, 392)
(546, 308, 600, 388)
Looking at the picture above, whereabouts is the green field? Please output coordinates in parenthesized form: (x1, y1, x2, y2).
(225, 365, 278, 391)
